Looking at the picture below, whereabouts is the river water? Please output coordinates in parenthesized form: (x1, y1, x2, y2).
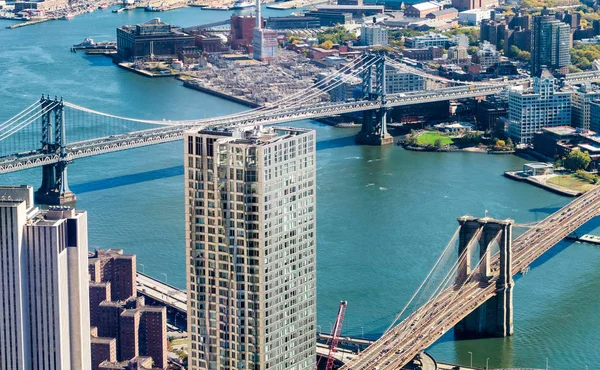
(1, 8, 600, 369)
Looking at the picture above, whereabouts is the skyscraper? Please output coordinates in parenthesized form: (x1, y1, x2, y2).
(0, 185, 91, 370)
(531, 15, 571, 77)
(185, 126, 317, 370)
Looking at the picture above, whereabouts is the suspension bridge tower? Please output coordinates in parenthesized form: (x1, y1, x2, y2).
(35, 95, 77, 205)
(355, 52, 394, 146)
(455, 215, 514, 338)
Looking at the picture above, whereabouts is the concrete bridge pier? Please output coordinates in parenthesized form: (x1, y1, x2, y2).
(455, 217, 514, 339)
(35, 161, 76, 205)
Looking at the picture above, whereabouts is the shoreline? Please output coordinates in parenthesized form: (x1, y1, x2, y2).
(503, 171, 582, 197)
(180, 79, 261, 108)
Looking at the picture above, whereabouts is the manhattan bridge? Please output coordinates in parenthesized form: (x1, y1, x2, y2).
(2, 52, 600, 370)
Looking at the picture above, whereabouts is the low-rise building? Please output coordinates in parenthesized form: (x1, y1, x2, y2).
(305, 10, 352, 26)
(266, 16, 321, 29)
(458, 8, 492, 25)
(401, 46, 444, 61)
(329, 74, 362, 101)
(315, 4, 384, 18)
(472, 41, 500, 69)
(405, 33, 450, 48)
(571, 83, 600, 130)
(508, 75, 572, 144)
(403, 1, 442, 18)
(116, 18, 195, 61)
(426, 8, 459, 20)
(447, 45, 470, 64)
(361, 23, 389, 46)
(230, 14, 256, 50)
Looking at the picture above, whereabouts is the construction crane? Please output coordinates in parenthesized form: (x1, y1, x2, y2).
(325, 301, 348, 370)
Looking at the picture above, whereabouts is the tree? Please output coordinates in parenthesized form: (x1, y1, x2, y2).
(516, 50, 531, 61)
(506, 137, 514, 148)
(509, 45, 521, 58)
(563, 149, 592, 172)
(434, 138, 443, 149)
(496, 139, 506, 147)
(467, 46, 479, 55)
(320, 40, 334, 50)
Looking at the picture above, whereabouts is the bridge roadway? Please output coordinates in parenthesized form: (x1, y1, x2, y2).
(341, 184, 600, 370)
(0, 84, 503, 174)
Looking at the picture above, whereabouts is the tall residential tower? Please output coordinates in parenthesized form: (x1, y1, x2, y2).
(185, 126, 317, 370)
(531, 15, 571, 77)
(0, 185, 91, 370)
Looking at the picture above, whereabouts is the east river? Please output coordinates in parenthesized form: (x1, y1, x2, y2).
(1, 8, 600, 369)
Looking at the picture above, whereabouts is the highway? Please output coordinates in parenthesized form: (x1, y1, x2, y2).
(136, 272, 187, 313)
(342, 184, 600, 370)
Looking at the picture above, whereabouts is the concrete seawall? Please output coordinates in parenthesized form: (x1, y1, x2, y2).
(181, 80, 261, 108)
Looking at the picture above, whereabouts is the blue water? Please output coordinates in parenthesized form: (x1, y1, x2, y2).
(2, 8, 600, 369)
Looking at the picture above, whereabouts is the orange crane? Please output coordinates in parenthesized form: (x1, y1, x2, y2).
(325, 301, 348, 370)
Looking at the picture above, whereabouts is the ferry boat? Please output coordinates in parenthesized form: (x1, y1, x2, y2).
(230, 0, 255, 8)
(63, 12, 75, 19)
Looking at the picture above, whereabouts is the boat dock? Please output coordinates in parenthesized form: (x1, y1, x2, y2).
(267, 0, 326, 9)
(566, 233, 600, 245)
(6, 17, 53, 29)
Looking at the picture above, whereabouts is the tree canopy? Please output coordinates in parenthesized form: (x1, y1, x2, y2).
(443, 27, 480, 46)
(570, 44, 600, 71)
(317, 26, 356, 45)
(561, 149, 592, 172)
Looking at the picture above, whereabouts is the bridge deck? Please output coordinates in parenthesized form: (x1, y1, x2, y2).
(342, 184, 600, 369)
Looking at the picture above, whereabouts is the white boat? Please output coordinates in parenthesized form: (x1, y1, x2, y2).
(230, 0, 255, 8)
(63, 13, 75, 19)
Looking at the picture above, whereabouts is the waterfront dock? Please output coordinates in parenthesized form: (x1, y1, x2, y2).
(6, 17, 53, 29)
(118, 62, 180, 77)
(504, 171, 582, 197)
(566, 233, 600, 245)
(181, 79, 261, 108)
(267, 0, 326, 9)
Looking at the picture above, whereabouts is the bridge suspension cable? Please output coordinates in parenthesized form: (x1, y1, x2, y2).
(384, 227, 461, 332)
(0, 101, 60, 142)
(0, 100, 41, 132)
(59, 54, 378, 129)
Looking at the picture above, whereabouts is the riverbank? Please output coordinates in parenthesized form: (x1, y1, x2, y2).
(181, 80, 260, 108)
(118, 62, 180, 78)
(504, 171, 583, 197)
(267, 0, 326, 9)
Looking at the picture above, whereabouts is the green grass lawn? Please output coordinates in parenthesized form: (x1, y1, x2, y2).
(416, 132, 454, 146)
(547, 174, 595, 192)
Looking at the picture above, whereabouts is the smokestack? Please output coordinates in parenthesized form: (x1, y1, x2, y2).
(256, 0, 261, 29)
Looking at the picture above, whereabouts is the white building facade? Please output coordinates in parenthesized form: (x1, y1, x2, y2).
(185, 127, 317, 370)
(361, 24, 389, 46)
(571, 84, 600, 131)
(0, 185, 91, 370)
(508, 77, 572, 144)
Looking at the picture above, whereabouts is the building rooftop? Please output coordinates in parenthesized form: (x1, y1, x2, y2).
(409, 1, 441, 10)
(429, 8, 458, 16)
(91, 337, 117, 345)
(542, 126, 579, 136)
(190, 126, 312, 146)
